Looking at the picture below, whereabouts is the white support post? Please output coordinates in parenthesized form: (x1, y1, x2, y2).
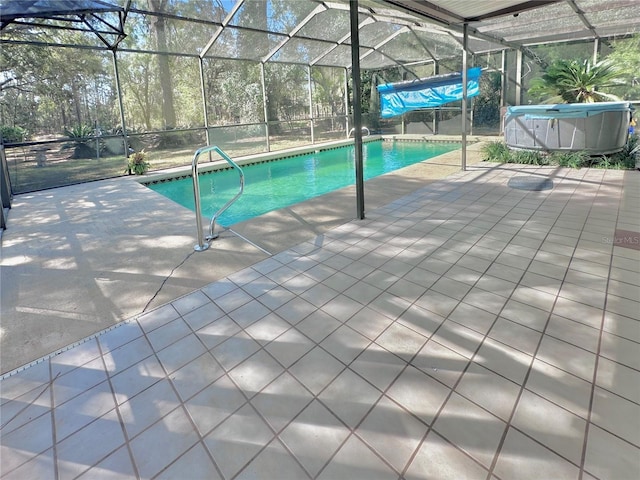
(112, 50, 130, 161)
(199, 57, 210, 147)
(515, 49, 523, 106)
(260, 62, 270, 152)
(308, 65, 314, 144)
(349, 0, 365, 220)
(461, 23, 468, 171)
(344, 68, 350, 137)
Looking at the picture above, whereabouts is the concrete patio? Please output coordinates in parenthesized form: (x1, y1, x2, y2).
(1, 145, 639, 479)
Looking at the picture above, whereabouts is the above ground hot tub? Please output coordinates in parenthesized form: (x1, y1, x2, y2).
(504, 102, 632, 154)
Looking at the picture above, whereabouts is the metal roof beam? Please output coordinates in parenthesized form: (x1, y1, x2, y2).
(465, 1, 562, 22)
(309, 15, 374, 66)
(356, 22, 409, 63)
(407, 27, 440, 62)
(381, 0, 464, 24)
(566, 0, 598, 39)
(262, 4, 328, 63)
(200, 0, 243, 59)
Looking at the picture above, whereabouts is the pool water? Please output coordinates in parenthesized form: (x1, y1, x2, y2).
(147, 140, 459, 227)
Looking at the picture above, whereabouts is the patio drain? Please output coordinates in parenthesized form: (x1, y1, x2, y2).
(508, 176, 554, 191)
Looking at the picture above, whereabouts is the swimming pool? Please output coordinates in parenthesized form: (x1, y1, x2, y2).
(147, 139, 459, 227)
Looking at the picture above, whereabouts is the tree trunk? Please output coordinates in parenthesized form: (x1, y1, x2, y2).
(72, 77, 83, 125)
(148, 0, 176, 129)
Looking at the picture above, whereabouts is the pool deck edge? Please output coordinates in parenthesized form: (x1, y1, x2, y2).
(0, 139, 489, 374)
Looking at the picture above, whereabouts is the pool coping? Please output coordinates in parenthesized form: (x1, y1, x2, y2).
(136, 134, 480, 185)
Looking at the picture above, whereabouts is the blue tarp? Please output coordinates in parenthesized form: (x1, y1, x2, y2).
(377, 67, 482, 118)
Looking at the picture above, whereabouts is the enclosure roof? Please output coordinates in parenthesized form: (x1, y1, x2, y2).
(1, 0, 639, 68)
(0, 0, 123, 19)
(379, 0, 640, 50)
(0, 0, 126, 47)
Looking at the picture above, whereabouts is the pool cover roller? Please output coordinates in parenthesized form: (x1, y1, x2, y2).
(377, 67, 482, 118)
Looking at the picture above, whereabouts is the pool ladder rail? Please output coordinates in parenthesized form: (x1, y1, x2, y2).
(348, 126, 370, 137)
(191, 145, 244, 252)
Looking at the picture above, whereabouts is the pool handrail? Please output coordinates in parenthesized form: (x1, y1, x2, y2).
(348, 126, 370, 137)
(191, 145, 244, 252)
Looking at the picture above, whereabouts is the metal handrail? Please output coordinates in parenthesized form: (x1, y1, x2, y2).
(192, 145, 244, 252)
(348, 126, 370, 137)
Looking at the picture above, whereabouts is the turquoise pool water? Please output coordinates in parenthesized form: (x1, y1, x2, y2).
(147, 140, 459, 227)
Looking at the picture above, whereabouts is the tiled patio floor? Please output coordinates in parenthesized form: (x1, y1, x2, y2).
(1, 164, 639, 479)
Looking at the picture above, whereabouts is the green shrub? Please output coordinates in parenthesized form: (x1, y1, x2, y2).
(1, 125, 27, 143)
(481, 140, 637, 170)
(481, 141, 510, 163)
(549, 150, 590, 169)
(62, 125, 101, 159)
(64, 125, 95, 139)
(510, 150, 548, 165)
(604, 134, 639, 170)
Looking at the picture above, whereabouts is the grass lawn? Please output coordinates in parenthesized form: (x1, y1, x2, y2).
(5, 133, 344, 194)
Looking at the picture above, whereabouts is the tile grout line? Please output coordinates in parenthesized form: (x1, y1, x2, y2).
(49, 359, 60, 480)
(485, 167, 609, 479)
(0, 316, 140, 381)
(171, 280, 319, 479)
(0, 371, 58, 433)
(131, 315, 229, 480)
(577, 169, 625, 480)
(395, 165, 564, 478)
(196, 181, 498, 479)
(96, 337, 142, 480)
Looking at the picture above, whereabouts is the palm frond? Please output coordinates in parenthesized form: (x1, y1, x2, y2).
(528, 59, 623, 104)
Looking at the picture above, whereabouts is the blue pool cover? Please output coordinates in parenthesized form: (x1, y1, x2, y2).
(377, 67, 482, 118)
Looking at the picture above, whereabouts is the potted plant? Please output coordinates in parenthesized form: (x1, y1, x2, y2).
(126, 150, 150, 175)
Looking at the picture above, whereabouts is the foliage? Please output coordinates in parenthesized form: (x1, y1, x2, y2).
(359, 68, 403, 115)
(528, 59, 623, 104)
(605, 35, 640, 100)
(481, 141, 510, 163)
(1, 125, 26, 143)
(603, 134, 639, 170)
(126, 150, 150, 175)
(482, 137, 638, 170)
(510, 150, 548, 165)
(549, 150, 590, 169)
(312, 66, 346, 118)
(64, 125, 95, 140)
(473, 71, 502, 127)
(264, 63, 309, 132)
(61, 124, 101, 159)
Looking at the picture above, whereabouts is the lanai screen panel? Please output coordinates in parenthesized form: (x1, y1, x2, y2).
(228, 0, 319, 33)
(296, 8, 355, 42)
(361, 50, 398, 70)
(358, 21, 406, 47)
(120, 12, 217, 54)
(270, 37, 337, 64)
(128, 0, 229, 20)
(314, 44, 364, 68)
(206, 27, 287, 61)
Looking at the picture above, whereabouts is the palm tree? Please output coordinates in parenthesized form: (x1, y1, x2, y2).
(528, 59, 623, 103)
